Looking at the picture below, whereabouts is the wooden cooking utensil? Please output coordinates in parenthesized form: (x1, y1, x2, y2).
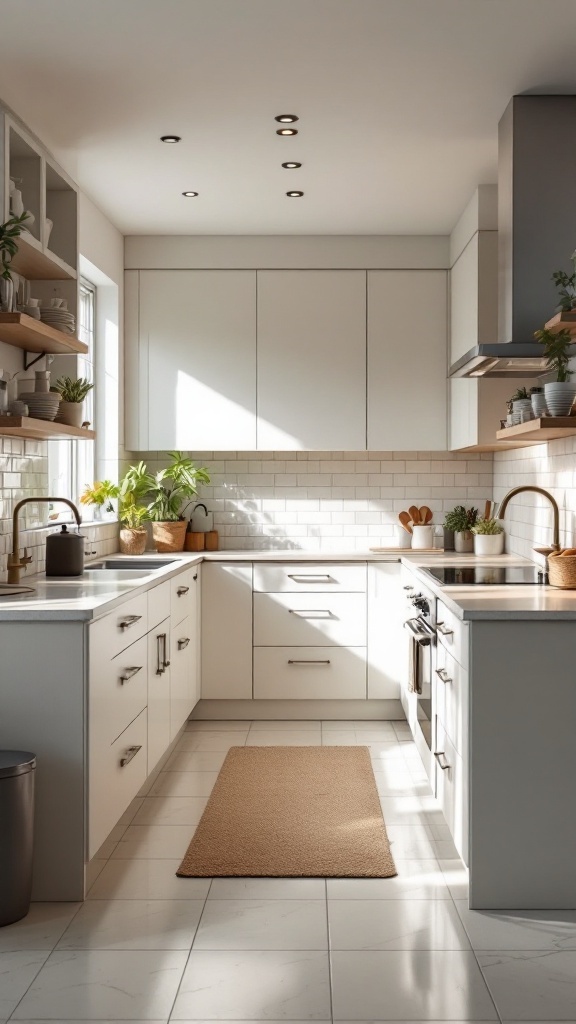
(484, 500, 491, 520)
(419, 506, 433, 524)
(408, 505, 421, 525)
(398, 511, 413, 534)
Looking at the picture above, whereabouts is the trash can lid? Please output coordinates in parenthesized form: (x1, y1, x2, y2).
(0, 751, 36, 778)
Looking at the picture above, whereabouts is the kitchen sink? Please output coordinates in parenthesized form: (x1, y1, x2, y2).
(86, 558, 181, 571)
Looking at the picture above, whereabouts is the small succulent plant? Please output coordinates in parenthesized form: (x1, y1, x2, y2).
(472, 518, 504, 536)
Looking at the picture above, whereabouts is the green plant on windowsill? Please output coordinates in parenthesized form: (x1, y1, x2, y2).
(471, 518, 504, 536)
(80, 480, 119, 514)
(443, 505, 479, 533)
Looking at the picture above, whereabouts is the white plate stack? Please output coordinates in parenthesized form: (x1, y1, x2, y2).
(39, 307, 76, 335)
(18, 392, 61, 421)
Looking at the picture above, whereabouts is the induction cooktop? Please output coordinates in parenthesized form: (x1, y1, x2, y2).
(423, 565, 545, 586)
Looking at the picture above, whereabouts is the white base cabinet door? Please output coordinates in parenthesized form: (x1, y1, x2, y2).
(201, 563, 253, 699)
(257, 270, 367, 450)
(147, 617, 172, 773)
(254, 646, 367, 700)
(367, 563, 405, 699)
(170, 614, 195, 740)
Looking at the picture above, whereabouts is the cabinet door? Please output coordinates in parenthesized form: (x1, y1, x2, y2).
(367, 271, 448, 450)
(367, 563, 405, 699)
(170, 614, 195, 740)
(257, 270, 366, 450)
(201, 563, 253, 699)
(139, 270, 256, 450)
(147, 618, 171, 773)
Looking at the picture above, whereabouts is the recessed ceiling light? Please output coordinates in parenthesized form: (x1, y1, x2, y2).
(182, 191, 199, 197)
(282, 161, 302, 169)
(286, 190, 304, 197)
(160, 135, 181, 143)
(276, 128, 298, 136)
(275, 114, 299, 123)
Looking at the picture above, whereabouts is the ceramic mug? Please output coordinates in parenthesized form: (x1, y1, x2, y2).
(411, 525, 434, 549)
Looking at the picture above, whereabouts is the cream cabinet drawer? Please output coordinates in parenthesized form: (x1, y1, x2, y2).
(148, 580, 171, 630)
(254, 646, 367, 699)
(90, 633, 148, 747)
(171, 567, 199, 625)
(253, 563, 367, 593)
(88, 708, 148, 859)
(90, 593, 148, 661)
(254, 592, 366, 647)
(435, 644, 468, 758)
(435, 721, 468, 865)
(436, 601, 468, 670)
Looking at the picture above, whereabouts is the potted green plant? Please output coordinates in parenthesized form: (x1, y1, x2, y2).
(79, 480, 119, 521)
(118, 498, 150, 555)
(52, 376, 94, 427)
(534, 326, 576, 416)
(471, 517, 505, 556)
(0, 212, 30, 311)
(552, 251, 576, 312)
(509, 386, 532, 423)
(443, 505, 479, 554)
(146, 451, 211, 552)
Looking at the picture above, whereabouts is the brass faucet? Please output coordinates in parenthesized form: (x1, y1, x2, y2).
(7, 497, 82, 585)
(495, 486, 561, 552)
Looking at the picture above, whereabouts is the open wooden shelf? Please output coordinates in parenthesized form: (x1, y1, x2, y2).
(0, 415, 95, 441)
(495, 417, 576, 447)
(9, 232, 77, 281)
(544, 311, 576, 336)
(0, 312, 87, 355)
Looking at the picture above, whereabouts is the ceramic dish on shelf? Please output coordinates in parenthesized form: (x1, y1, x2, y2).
(18, 392, 60, 421)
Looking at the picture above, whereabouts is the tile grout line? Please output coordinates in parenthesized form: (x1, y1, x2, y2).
(324, 876, 335, 1024)
(166, 876, 215, 1023)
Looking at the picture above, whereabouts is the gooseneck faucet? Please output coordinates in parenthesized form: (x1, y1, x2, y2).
(495, 486, 560, 552)
(7, 497, 82, 585)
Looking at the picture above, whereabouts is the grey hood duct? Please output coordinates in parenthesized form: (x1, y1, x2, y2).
(450, 95, 576, 378)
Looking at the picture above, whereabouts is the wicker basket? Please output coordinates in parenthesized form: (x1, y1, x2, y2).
(151, 520, 187, 552)
(548, 554, 576, 589)
(119, 528, 147, 555)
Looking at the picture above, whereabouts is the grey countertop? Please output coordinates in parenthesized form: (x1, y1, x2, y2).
(0, 548, 574, 622)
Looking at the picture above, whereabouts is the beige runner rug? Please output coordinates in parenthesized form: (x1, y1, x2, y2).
(177, 745, 396, 878)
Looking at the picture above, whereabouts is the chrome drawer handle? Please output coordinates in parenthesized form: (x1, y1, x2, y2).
(437, 622, 454, 637)
(435, 668, 452, 684)
(288, 659, 331, 665)
(120, 665, 143, 684)
(177, 586, 189, 596)
(119, 614, 142, 631)
(289, 608, 333, 617)
(287, 574, 335, 583)
(178, 637, 191, 650)
(120, 744, 142, 768)
(434, 750, 450, 771)
(403, 585, 414, 591)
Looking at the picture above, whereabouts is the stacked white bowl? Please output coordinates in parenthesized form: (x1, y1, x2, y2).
(39, 299, 76, 335)
(17, 391, 60, 421)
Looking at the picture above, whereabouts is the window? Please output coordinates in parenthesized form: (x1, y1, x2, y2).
(47, 278, 96, 517)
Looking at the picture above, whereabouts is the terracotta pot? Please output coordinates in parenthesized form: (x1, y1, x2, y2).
(57, 401, 83, 427)
(119, 528, 147, 555)
(151, 520, 187, 552)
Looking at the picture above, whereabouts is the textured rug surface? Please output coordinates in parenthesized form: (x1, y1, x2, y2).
(177, 745, 397, 878)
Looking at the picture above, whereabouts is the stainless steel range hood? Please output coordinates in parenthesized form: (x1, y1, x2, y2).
(450, 96, 576, 378)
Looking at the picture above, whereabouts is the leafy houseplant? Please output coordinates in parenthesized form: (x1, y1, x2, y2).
(0, 211, 31, 311)
(118, 497, 150, 555)
(472, 517, 505, 556)
(146, 451, 211, 551)
(52, 376, 94, 428)
(443, 505, 479, 554)
(80, 480, 119, 519)
(552, 251, 576, 312)
(534, 326, 576, 416)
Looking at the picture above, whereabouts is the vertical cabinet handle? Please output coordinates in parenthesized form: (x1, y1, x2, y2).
(434, 751, 450, 771)
(120, 665, 143, 684)
(163, 632, 171, 669)
(120, 744, 142, 768)
(156, 633, 166, 675)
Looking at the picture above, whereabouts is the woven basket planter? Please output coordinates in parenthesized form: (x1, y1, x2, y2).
(119, 528, 147, 555)
(151, 520, 187, 552)
(548, 554, 576, 589)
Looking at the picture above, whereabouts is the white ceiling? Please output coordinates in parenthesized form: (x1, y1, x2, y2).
(2, 0, 576, 236)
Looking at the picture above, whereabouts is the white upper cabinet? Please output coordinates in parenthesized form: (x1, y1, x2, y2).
(256, 271, 366, 450)
(367, 270, 448, 450)
(127, 269, 257, 450)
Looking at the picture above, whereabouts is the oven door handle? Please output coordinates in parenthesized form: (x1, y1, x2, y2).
(404, 617, 432, 646)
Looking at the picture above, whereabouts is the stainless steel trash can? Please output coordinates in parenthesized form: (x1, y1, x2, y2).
(0, 751, 36, 926)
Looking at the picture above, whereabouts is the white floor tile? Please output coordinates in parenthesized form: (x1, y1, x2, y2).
(0, 903, 81, 952)
(131, 796, 208, 826)
(85, 856, 107, 892)
(117, 797, 145, 826)
(352, 724, 398, 739)
(329, 898, 471, 950)
(177, 732, 248, 752)
(87, 859, 210, 901)
(0, 951, 49, 1018)
(372, 769, 422, 796)
(478, 950, 576, 1020)
(245, 730, 323, 746)
(186, 720, 252, 731)
(327, 860, 450, 901)
(250, 720, 322, 731)
(163, 750, 228, 772)
(208, 878, 326, 900)
(438, 858, 469, 899)
(12, 949, 188, 1020)
(110, 824, 194, 860)
(331, 950, 498, 1020)
(380, 794, 445, 826)
(385, 824, 436, 859)
(456, 903, 576, 951)
(56, 899, 204, 950)
(194, 899, 328, 950)
(148, 770, 219, 798)
(171, 949, 331, 1019)
(321, 731, 358, 745)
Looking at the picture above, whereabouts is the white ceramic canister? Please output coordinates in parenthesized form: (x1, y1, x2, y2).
(411, 524, 434, 549)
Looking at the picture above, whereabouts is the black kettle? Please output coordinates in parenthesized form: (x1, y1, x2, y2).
(46, 525, 85, 577)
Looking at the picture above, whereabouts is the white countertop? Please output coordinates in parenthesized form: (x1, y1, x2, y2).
(1, 548, 575, 622)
